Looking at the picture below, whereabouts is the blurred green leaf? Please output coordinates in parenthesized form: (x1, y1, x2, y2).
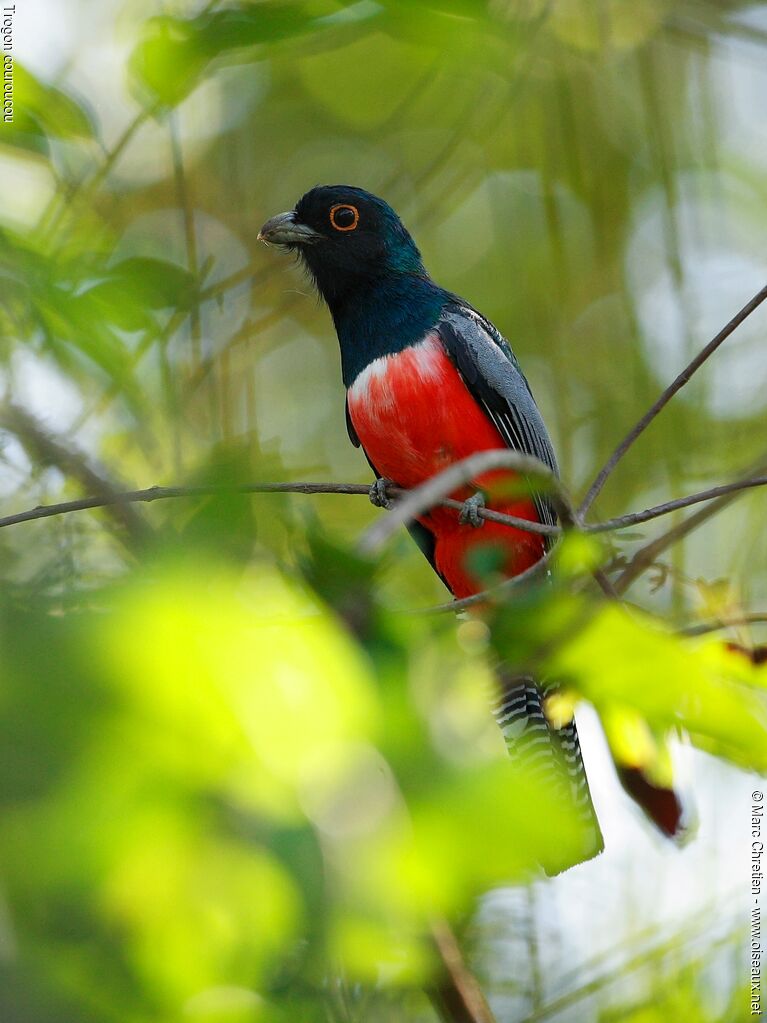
(5, 62, 95, 146)
(104, 256, 197, 311)
(129, 6, 317, 106)
(547, 603, 767, 772)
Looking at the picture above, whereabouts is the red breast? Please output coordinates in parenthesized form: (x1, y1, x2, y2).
(347, 335, 545, 598)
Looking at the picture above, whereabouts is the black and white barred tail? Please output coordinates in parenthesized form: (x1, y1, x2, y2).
(492, 669, 604, 874)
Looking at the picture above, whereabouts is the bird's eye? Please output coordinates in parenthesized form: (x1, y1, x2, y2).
(329, 204, 359, 232)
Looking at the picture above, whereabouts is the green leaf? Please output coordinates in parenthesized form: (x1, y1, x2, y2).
(103, 256, 197, 311)
(12, 62, 95, 140)
(547, 604, 767, 773)
(129, 6, 315, 107)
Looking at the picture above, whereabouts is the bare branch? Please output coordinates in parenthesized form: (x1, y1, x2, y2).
(578, 282, 767, 518)
(440, 496, 559, 535)
(0, 481, 382, 530)
(589, 473, 767, 533)
(613, 455, 767, 594)
(5, 457, 766, 558)
(416, 548, 557, 614)
(0, 403, 151, 548)
(428, 918, 498, 1023)
(678, 614, 767, 638)
(0, 479, 564, 536)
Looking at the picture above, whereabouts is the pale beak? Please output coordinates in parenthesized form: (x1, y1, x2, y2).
(258, 211, 321, 246)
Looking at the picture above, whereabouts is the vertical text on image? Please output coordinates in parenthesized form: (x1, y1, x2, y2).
(1, 5, 12, 123)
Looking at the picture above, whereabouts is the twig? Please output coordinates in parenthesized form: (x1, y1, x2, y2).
(679, 614, 767, 638)
(440, 497, 558, 536)
(0, 403, 151, 548)
(417, 548, 556, 614)
(578, 282, 767, 518)
(4, 457, 767, 606)
(358, 451, 566, 555)
(0, 466, 564, 538)
(589, 473, 767, 532)
(0, 479, 564, 536)
(0, 482, 384, 530)
(355, 451, 623, 607)
(40, 107, 156, 244)
(428, 919, 497, 1023)
(612, 455, 767, 594)
(169, 111, 202, 367)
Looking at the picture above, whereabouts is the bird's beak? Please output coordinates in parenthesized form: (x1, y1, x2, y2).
(258, 211, 321, 246)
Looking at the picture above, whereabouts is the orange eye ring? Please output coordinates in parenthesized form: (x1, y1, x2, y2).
(329, 203, 359, 232)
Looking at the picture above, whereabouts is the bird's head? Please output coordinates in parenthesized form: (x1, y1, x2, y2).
(259, 185, 425, 310)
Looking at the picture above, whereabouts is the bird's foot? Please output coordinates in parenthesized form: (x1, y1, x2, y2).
(459, 491, 486, 528)
(369, 477, 394, 510)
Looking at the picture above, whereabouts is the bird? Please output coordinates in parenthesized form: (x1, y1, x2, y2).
(259, 184, 683, 869)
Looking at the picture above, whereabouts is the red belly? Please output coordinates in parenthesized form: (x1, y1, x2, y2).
(347, 335, 545, 598)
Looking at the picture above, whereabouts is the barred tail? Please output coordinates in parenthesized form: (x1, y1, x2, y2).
(492, 670, 604, 875)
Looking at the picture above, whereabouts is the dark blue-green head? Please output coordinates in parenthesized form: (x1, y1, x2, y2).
(260, 185, 450, 385)
(259, 185, 427, 311)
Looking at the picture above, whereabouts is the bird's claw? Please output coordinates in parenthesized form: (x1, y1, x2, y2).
(369, 477, 394, 509)
(459, 491, 486, 528)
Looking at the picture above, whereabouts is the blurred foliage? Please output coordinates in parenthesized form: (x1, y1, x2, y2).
(1, 534, 764, 1021)
(1, 0, 767, 1020)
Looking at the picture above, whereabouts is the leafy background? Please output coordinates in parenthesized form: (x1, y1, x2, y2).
(1, 1, 767, 1021)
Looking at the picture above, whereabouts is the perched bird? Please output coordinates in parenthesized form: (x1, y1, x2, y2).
(260, 185, 683, 867)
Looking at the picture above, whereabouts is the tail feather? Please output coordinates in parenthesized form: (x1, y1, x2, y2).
(492, 671, 604, 874)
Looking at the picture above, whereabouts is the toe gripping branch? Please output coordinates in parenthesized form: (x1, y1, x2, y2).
(369, 477, 394, 510)
(459, 491, 486, 528)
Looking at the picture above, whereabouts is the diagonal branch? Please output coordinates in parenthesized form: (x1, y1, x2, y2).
(414, 547, 557, 614)
(589, 472, 767, 532)
(0, 403, 151, 549)
(428, 918, 498, 1023)
(578, 282, 767, 518)
(612, 455, 767, 594)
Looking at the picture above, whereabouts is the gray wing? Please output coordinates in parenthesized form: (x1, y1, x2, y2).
(437, 304, 558, 536)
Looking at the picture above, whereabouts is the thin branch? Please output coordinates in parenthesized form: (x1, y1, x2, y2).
(39, 106, 156, 244)
(0, 403, 151, 548)
(589, 473, 767, 532)
(440, 496, 559, 535)
(9, 465, 765, 539)
(679, 614, 767, 638)
(578, 282, 767, 518)
(0, 481, 384, 530)
(5, 454, 767, 609)
(428, 918, 497, 1023)
(358, 451, 567, 555)
(613, 455, 767, 594)
(417, 547, 557, 615)
(169, 111, 202, 367)
(1, 484, 551, 541)
(354, 450, 622, 608)
(0, 479, 564, 536)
